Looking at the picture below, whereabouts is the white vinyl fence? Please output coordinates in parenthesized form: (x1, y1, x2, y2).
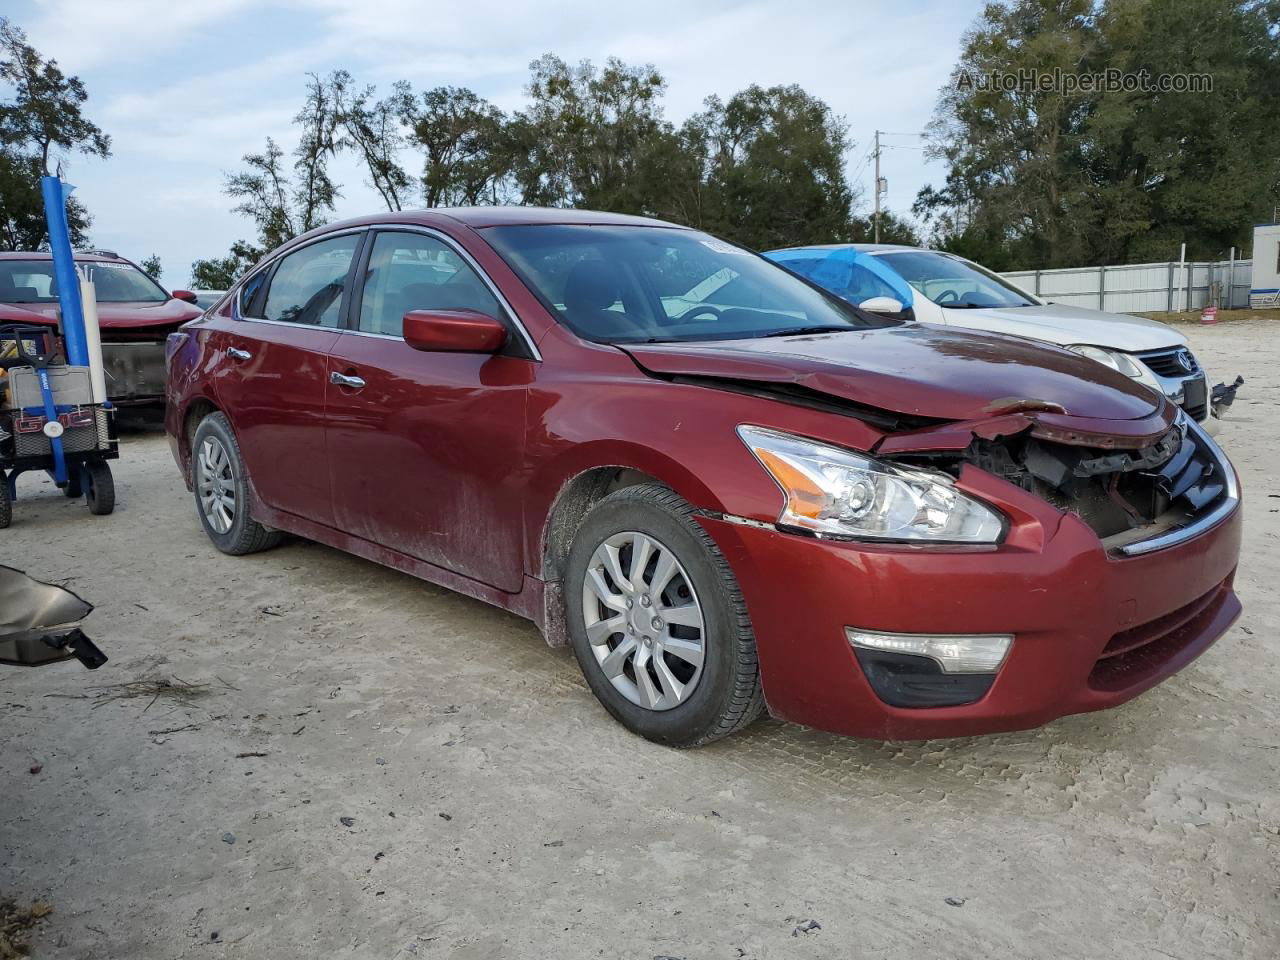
(1000, 259, 1253, 313)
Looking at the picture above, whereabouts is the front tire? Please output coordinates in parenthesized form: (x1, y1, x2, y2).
(191, 412, 282, 555)
(564, 483, 764, 747)
(84, 462, 115, 515)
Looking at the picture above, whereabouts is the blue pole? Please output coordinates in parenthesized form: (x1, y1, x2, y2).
(40, 176, 89, 367)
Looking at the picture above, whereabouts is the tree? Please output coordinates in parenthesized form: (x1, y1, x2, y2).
(190, 240, 260, 289)
(330, 71, 412, 211)
(917, 0, 1280, 268)
(402, 85, 510, 207)
(139, 253, 161, 280)
(849, 211, 922, 246)
(0, 148, 91, 249)
(508, 55, 675, 212)
(0, 17, 108, 250)
(690, 85, 856, 250)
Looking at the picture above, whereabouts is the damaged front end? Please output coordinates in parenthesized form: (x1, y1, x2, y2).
(884, 411, 1239, 556)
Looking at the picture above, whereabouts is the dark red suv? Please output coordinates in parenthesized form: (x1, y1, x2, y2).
(1, 251, 203, 404)
(164, 209, 1242, 746)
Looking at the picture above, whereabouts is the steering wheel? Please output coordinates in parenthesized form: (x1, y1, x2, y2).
(934, 288, 962, 305)
(671, 304, 724, 324)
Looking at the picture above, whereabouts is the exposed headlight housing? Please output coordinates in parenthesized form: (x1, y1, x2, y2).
(1065, 344, 1162, 393)
(737, 425, 1006, 544)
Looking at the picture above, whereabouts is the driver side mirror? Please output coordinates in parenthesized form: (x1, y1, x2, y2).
(857, 296, 904, 315)
(171, 289, 198, 304)
(403, 309, 507, 353)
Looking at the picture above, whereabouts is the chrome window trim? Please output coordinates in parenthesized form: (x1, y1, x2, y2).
(354, 223, 542, 361)
(1117, 416, 1239, 556)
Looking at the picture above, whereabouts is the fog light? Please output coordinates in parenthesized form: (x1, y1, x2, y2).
(845, 628, 1012, 674)
(847, 628, 1013, 709)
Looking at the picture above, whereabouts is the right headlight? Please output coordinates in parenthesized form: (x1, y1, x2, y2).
(1065, 344, 1162, 393)
(737, 425, 1006, 544)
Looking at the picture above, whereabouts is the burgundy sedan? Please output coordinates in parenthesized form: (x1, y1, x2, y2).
(1, 251, 203, 404)
(164, 209, 1242, 746)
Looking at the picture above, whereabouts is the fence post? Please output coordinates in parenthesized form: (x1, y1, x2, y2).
(1167, 262, 1175, 311)
(1098, 265, 1106, 309)
(1034, 269, 1041, 297)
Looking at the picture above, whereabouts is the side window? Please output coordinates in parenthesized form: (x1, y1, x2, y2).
(261, 234, 360, 328)
(238, 269, 269, 317)
(356, 232, 501, 337)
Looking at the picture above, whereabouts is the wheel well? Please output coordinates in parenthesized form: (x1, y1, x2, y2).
(183, 399, 219, 452)
(541, 467, 663, 582)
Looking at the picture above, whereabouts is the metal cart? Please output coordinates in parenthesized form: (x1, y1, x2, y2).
(0, 324, 119, 528)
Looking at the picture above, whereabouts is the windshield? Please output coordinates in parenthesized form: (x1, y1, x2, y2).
(875, 251, 1035, 309)
(483, 225, 895, 343)
(0, 259, 168, 304)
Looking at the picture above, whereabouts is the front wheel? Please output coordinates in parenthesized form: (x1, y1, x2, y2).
(191, 412, 282, 555)
(564, 483, 764, 748)
(84, 461, 115, 515)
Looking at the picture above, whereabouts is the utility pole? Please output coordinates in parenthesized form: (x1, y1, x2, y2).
(873, 130, 881, 244)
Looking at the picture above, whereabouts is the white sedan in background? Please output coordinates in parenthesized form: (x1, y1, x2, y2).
(765, 244, 1238, 432)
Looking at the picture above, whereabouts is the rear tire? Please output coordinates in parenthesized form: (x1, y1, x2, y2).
(85, 462, 115, 515)
(564, 483, 764, 748)
(191, 412, 282, 555)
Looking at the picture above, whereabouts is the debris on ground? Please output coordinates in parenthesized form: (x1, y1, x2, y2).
(945, 897, 967, 907)
(86, 675, 229, 712)
(221, 832, 235, 844)
(27, 764, 41, 775)
(339, 817, 355, 828)
(0, 898, 53, 958)
(792, 920, 821, 936)
(235, 752, 268, 759)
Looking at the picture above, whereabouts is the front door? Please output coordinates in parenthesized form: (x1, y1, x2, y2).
(211, 232, 363, 527)
(325, 229, 532, 593)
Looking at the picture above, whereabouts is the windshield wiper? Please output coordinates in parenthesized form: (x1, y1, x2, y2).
(760, 325, 852, 338)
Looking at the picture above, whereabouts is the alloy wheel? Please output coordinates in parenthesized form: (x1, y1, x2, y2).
(196, 436, 236, 534)
(580, 531, 706, 711)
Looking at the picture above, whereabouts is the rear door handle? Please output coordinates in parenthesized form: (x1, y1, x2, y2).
(227, 347, 251, 361)
(330, 371, 365, 390)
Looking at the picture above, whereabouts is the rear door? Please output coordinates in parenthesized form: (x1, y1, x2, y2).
(325, 227, 533, 592)
(210, 231, 364, 527)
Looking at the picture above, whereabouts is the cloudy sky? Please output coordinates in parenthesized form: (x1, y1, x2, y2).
(8, 0, 979, 287)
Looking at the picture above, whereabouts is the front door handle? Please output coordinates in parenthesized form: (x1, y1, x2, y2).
(330, 371, 366, 390)
(227, 346, 251, 361)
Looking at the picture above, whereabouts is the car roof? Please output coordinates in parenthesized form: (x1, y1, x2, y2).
(0, 251, 128, 263)
(769, 243, 926, 255)
(300, 207, 688, 238)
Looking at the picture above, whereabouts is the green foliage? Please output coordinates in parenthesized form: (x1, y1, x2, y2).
(690, 85, 856, 250)
(918, 0, 1280, 267)
(221, 57, 867, 257)
(190, 240, 261, 290)
(0, 17, 108, 251)
(139, 253, 161, 280)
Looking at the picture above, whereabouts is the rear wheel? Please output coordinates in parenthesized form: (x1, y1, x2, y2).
(84, 462, 115, 515)
(191, 412, 282, 555)
(564, 483, 764, 747)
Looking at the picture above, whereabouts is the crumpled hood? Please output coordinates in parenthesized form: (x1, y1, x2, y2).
(0, 298, 201, 337)
(621, 324, 1165, 425)
(942, 302, 1186, 353)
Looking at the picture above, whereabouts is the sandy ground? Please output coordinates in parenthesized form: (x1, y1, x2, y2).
(2, 320, 1278, 960)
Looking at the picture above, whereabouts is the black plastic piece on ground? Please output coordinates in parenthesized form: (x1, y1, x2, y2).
(853, 648, 994, 708)
(1211, 376, 1244, 412)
